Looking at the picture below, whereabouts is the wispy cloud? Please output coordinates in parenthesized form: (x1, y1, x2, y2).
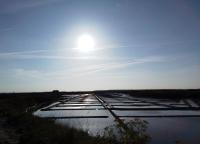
(74, 56, 165, 75)
(0, 50, 108, 60)
(0, 0, 62, 14)
(1, 38, 198, 60)
(0, 49, 48, 56)
(14, 68, 43, 79)
(0, 27, 13, 32)
(101, 39, 200, 51)
(0, 49, 166, 62)
(12, 56, 165, 80)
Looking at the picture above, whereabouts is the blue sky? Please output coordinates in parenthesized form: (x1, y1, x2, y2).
(0, 0, 200, 92)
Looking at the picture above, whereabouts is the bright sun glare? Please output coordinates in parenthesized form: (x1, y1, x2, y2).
(77, 34, 95, 52)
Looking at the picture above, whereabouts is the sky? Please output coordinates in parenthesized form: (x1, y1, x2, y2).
(0, 0, 200, 92)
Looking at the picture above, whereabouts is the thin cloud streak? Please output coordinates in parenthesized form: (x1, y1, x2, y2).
(76, 56, 165, 76)
(1, 38, 197, 60)
(0, 49, 150, 60)
(0, 50, 99, 60)
(13, 56, 165, 80)
(0, 39, 196, 60)
(0, 27, 13, 32)
(0, 53, 110, 60)
(0, 47, 116, 60)
(0, 0, 62, 14)
(84, 39, 200, 52)
(0, 50, 48, 56)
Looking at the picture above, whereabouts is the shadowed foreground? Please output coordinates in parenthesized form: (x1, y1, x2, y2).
(0, 93, 99, 144)
(0, 92, 150, 144)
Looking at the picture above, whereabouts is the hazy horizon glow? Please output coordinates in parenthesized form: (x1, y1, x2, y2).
(0, 0, 200, 92)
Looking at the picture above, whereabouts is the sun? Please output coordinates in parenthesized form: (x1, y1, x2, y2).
(77, 34, 95, 52)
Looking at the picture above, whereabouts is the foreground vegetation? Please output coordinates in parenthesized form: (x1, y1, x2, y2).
(1, 90, 199, 144)
(0, 92, 151, 144)
(0, 92, 99, 144)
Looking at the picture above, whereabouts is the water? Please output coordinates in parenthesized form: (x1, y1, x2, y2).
(34, 93, 200, 143)
(145, 118, 200, 144)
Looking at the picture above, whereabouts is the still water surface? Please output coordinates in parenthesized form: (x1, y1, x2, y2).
(34, 93, 200, 143)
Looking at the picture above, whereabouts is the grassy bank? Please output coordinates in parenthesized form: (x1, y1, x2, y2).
(0, 92, 110, 144)
(0, 92, 152, 144)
